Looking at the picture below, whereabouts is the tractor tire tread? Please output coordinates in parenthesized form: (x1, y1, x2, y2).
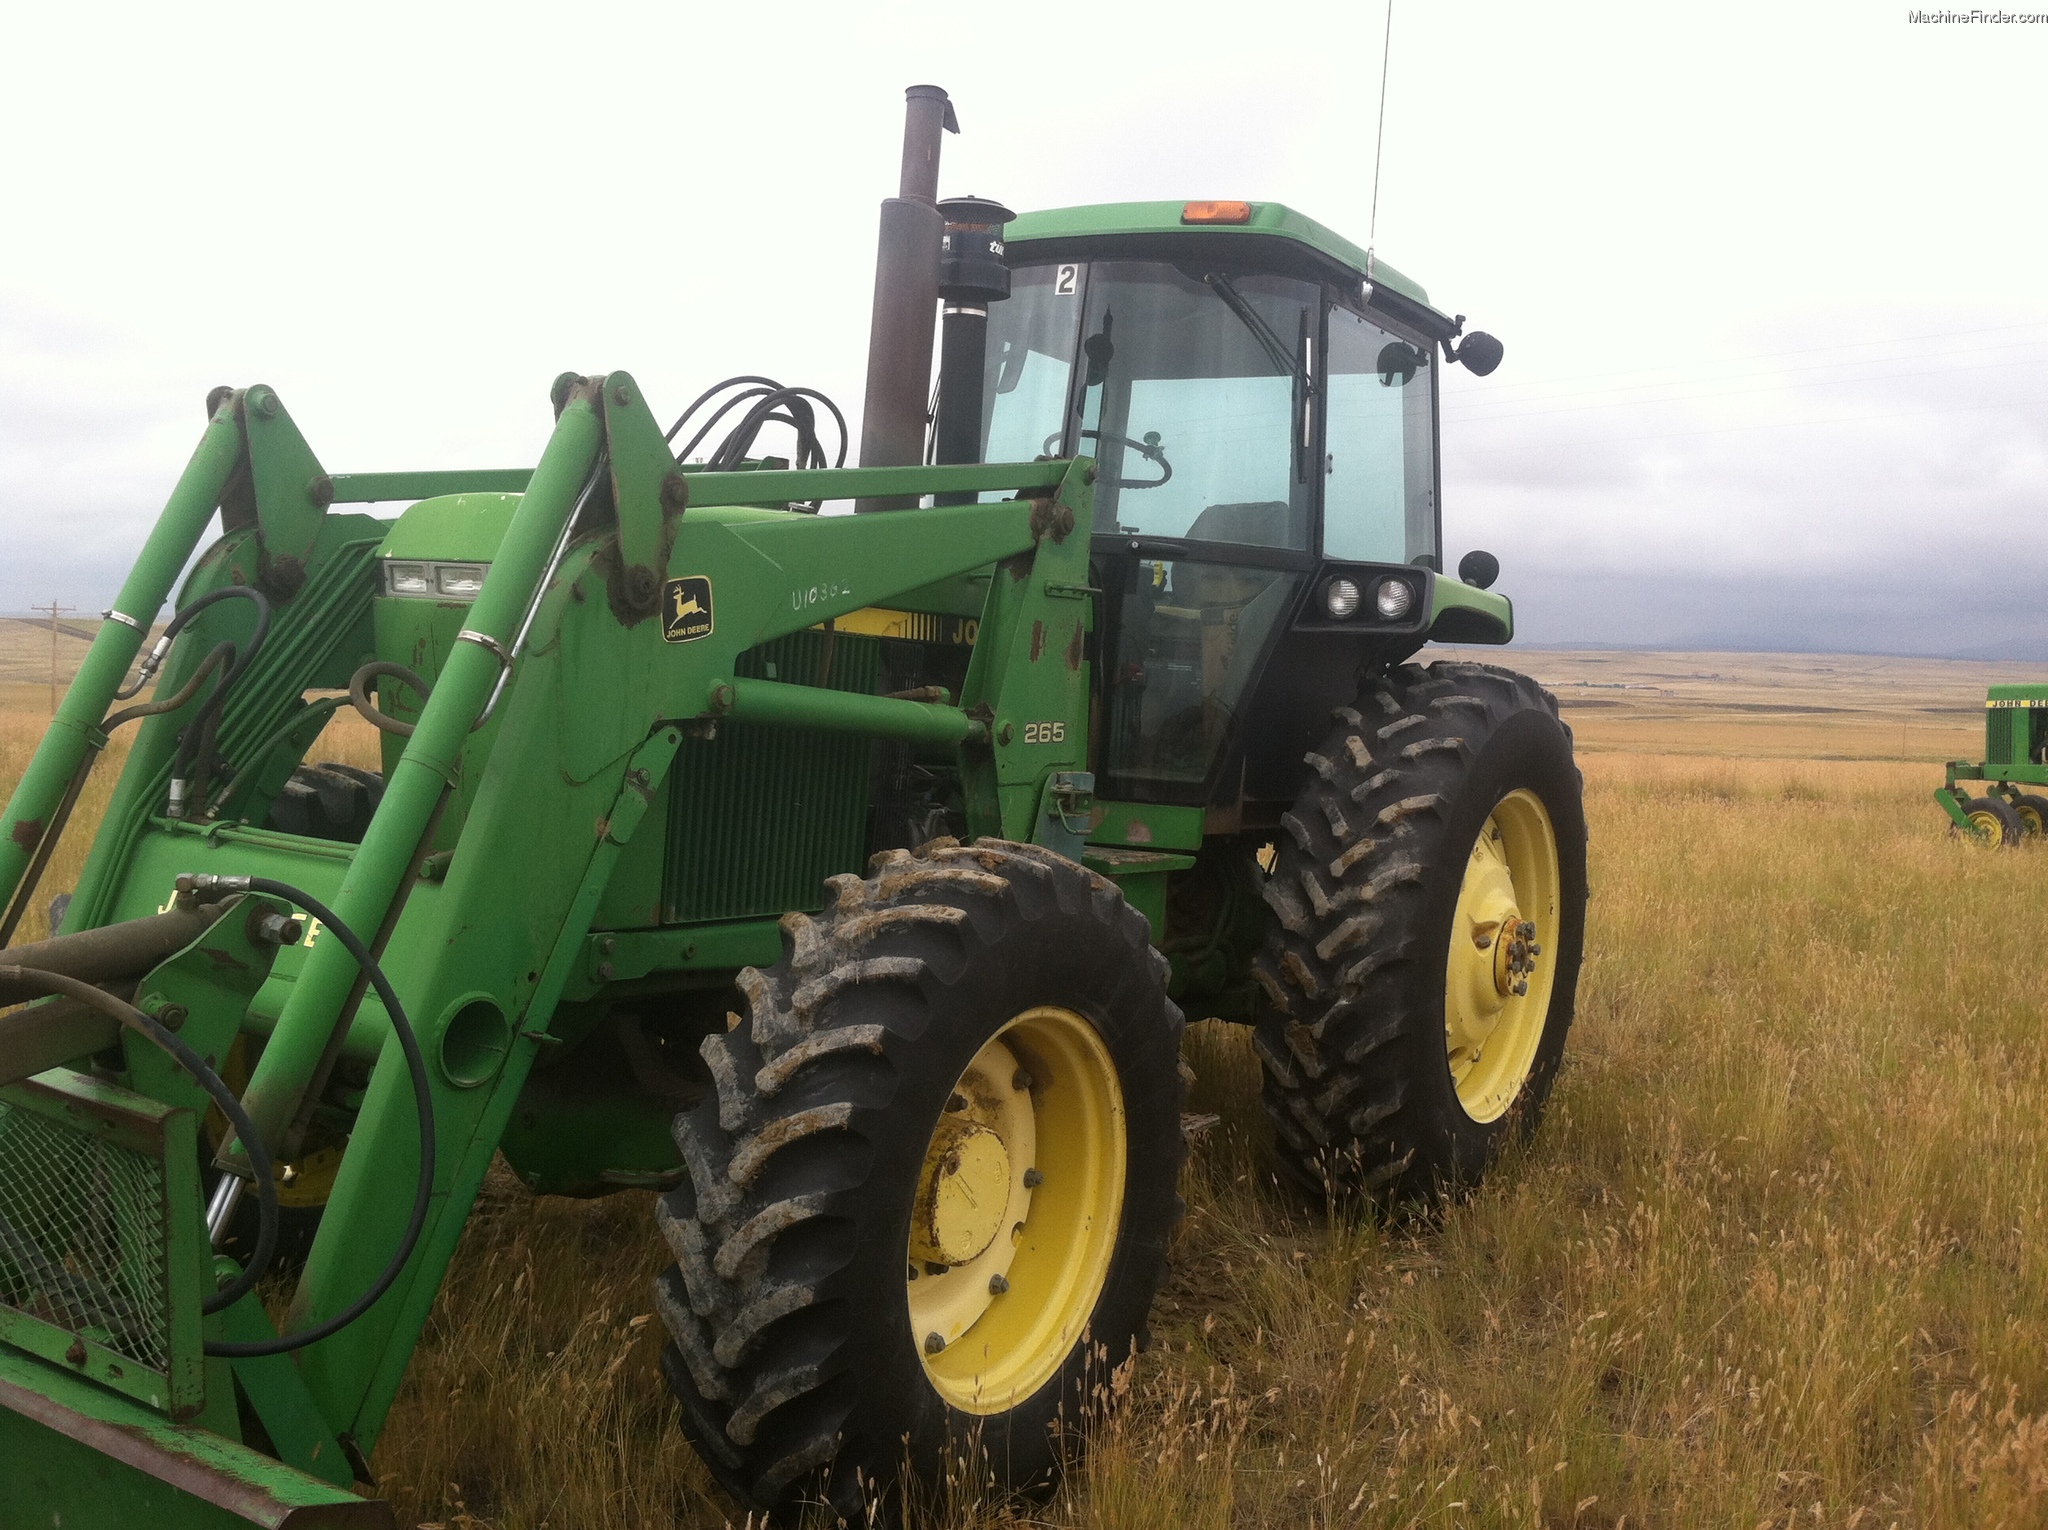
(655, 837, 1185, 1518)
(1250, 660, 1586, 1202)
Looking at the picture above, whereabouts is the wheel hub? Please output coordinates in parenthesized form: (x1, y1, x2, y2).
(910, 1120, 1012, 1266)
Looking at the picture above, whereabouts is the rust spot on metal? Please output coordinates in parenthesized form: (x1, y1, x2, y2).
(1030, 621, 1045, 662)
(11, 818, 43, 849)
(1066, 621, 1084, 670)
(1000, 552, 1033, 583)
(1027, 498, 1076, 543)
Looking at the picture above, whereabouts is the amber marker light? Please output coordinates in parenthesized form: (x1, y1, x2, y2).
(1181, 200, 1253, 224)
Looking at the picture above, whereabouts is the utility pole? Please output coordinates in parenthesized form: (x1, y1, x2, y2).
(32, 600, 76, 715)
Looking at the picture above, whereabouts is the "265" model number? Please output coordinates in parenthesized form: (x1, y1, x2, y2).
(1022, 721, 1067, 744)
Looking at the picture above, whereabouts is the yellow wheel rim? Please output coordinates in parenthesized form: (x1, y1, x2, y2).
(2018, 805, 2045, 837)
(1968, 808, 2008, 846)
(906, 1006, 1125, 1415)
(1443, 789, 1562, 1124)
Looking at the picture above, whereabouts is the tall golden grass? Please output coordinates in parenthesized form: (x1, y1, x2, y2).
(7, 673, 2048, 1527)
(365, 749, 2048, 1529)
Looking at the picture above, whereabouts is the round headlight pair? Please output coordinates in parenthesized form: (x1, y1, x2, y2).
(1320, 575, 1415, 621)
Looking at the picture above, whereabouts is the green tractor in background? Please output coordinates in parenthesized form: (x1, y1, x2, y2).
(1937, 685, 2048, 845)
(0, 85, 1585, 1524)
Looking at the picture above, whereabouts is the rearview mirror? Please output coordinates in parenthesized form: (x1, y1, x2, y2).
(1458, 549, 1500, 589)
(1451, 331, 1504, 377)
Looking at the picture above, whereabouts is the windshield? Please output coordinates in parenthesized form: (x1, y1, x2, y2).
(1324, 303, 1438, 565)
(980, 260, 1321, 549)
(981, 263, 1083, 467)
(1072, 263, 1318, 549)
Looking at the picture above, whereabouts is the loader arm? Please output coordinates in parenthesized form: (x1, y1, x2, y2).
(0, 371, 1102, 1520)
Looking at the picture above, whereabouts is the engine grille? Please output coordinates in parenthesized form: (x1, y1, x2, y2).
(662, 630, 882, 925)
(0, 1101, 169, 1370)
(0, 1069, 201, 1414)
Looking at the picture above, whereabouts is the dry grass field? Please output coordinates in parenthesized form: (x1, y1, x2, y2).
(7, 649, 2048, 1528)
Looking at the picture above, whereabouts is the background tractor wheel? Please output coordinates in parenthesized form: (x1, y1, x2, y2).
(1253, 661, 1588, 1203)
(1959, 795, 2023, 847)
(654, 839, 1185, 1521)
(2011, 794, 2048, 838)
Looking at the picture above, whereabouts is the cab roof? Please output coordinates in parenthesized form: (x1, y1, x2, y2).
(1002, 200, 1437, 313)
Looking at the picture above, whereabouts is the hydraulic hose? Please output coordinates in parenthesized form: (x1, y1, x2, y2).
(346, 661, 433, 739)
(4, 585, 274, 944)
(190, 874, 437, 1359)
(117, 584, 272, 703)
(0, 965, 281, 1314)
(0, 640, 239, 949)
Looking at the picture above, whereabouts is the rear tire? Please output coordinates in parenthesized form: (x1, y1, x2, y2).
(2012, 794, 2048, 838)
(1252, 660, 1588, 1203)
(654, 839, 1185, 1520)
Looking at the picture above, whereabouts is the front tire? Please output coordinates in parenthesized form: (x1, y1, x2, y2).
(1253, 661, 1588, 1202)
(654, 839, 1186, 1519)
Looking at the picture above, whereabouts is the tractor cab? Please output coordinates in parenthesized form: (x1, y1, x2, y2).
(960, 200, 1507, 816)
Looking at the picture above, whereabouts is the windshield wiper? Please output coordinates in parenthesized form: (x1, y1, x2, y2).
(1204, 274, 1303, 382)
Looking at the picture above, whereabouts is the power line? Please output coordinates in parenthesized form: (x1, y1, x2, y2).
(1444, 317, 2048, 402)
(1444, 349, 2048, 426)
(1446, 334, 2048, 416)
(1451, 390, 2048, 459)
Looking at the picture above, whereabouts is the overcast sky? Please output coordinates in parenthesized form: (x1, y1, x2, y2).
(3, 1, 2043, 656)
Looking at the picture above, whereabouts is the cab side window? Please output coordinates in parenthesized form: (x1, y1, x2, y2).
(1322, 304, 1437, 566)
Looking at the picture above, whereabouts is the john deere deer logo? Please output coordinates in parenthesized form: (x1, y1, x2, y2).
(662, 576, 714, 643)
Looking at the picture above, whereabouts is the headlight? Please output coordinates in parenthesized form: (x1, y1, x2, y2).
(384, 562, 432, 597)
(1374, 578, 1415, 620)
(1322, 576, 1362, 619)
(435, 563, 487, 598)
(381, 559, 491, 600)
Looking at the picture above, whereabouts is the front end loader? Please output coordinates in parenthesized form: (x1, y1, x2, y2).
(0, 86, 1586, 1524)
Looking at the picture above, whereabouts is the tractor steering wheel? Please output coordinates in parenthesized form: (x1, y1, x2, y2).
(1042, 429, 1174, 490)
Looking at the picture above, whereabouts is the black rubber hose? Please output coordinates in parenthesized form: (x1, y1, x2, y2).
(663, 374, 785, 446)
(0, 641, 245, 949)
(117, 584, 271, 701)
(675, 385, 782, 464)
(198, 875, 436, 1359)
(0, 964, 280, 1313)
(346, 661, 433, 739)
(153, 587, 271, 815)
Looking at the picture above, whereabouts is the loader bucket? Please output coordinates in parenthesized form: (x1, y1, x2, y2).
(0, 1352, 392, 1528)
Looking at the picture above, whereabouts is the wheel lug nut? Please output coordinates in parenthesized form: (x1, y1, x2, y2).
(925, 1332, 946, 1355)
(1022, 1168, 1043, 1189)
(1013, 1069, 1034, 1091)
(989, 1273, 1009, 1295)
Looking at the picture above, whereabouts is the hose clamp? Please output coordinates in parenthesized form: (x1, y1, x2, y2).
(102, 608, 144, 632)
(455, 629, 512, 669)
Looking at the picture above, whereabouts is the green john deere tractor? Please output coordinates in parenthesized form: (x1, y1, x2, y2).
(0, 85, 1586, 1524)
(1937, 684, 2048, 845)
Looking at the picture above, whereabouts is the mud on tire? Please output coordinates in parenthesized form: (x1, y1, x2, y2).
(1252, 660, 1588, 1203)
(654, 838, 1186, 1520)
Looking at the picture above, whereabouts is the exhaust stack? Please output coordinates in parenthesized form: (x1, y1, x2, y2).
(856, 85, 957, 510)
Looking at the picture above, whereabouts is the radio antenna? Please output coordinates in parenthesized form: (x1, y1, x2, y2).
(1367, 0, 1395, 269)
